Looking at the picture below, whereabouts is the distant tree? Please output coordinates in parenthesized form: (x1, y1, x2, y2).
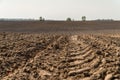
(39, 17, 42, 21)
(39, 16, 45, 21)
(82, 16, 86, 21)
(66, 17, 72, 21)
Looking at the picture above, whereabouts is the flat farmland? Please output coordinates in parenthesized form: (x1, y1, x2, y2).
(0, 21, 120, 33)
(0, 21, 120, 80)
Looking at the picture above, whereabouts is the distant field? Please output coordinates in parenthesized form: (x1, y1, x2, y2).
(0, 21, 120, 33)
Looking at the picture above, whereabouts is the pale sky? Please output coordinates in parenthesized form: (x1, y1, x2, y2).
(0, 0, 120, 20)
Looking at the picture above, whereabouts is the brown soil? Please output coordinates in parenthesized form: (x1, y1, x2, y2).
(0, 32, 120, 80)
(0, 21, 120, 33)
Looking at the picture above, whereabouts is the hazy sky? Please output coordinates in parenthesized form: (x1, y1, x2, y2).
(0, 0, 120, 20)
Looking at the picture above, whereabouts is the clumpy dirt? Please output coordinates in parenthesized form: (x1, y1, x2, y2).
(0, 32, 120, 80)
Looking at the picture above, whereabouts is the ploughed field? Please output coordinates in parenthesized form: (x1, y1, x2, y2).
(0, 32, 120, 80)
(1, 21, 120, 32)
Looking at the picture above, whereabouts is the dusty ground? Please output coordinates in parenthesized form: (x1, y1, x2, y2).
(0, 21, 120, 80)
(0, 32, 120, 80)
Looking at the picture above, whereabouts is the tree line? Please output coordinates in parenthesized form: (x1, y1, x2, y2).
(39, 16, 86, 21)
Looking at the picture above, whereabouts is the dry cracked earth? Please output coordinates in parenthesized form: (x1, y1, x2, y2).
(0, 32, 120, 80)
